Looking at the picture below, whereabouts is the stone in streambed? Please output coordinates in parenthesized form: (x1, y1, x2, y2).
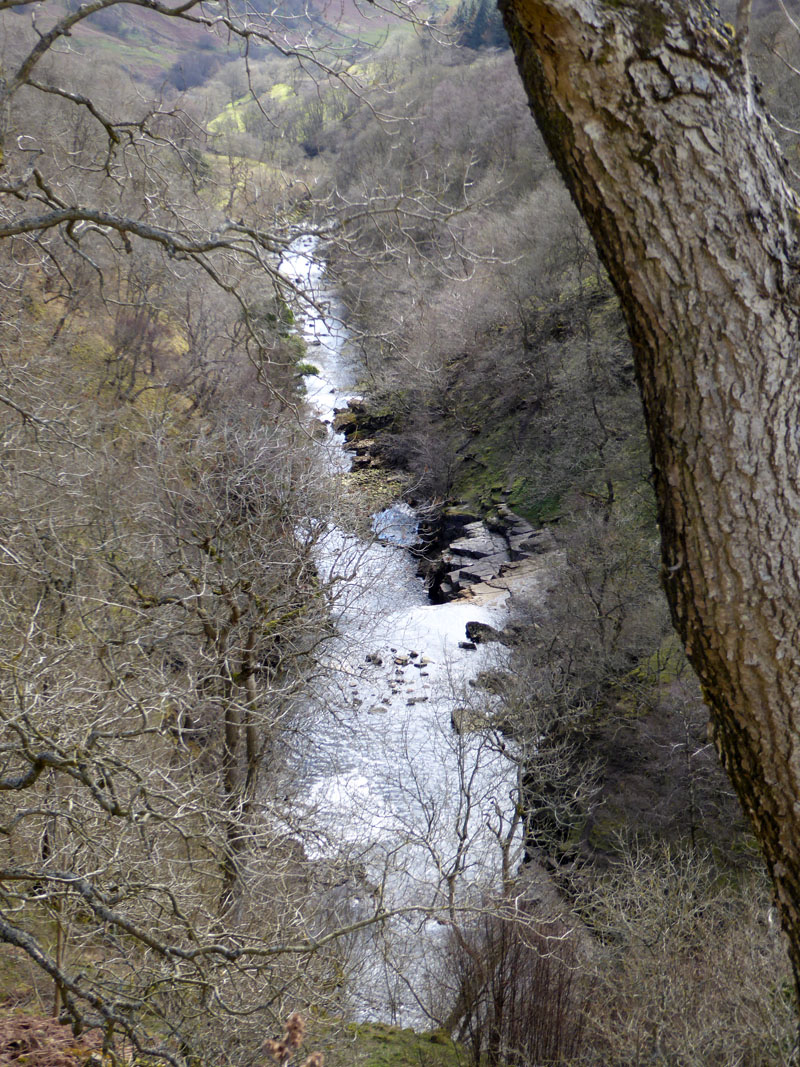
(465, 621, 506, 645)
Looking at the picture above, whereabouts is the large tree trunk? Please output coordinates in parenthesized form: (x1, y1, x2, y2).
(498, 0, 800, 992)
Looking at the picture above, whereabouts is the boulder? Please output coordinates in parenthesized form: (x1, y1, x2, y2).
(451, 705, 490, 733)
(350, 452, 374, 470)
(352, 438, 374, 455)
(332, 408, 358, 435)
(420, 504, 556, 603)
(465, 621, 506, 645)
(470, 668, 507, 694)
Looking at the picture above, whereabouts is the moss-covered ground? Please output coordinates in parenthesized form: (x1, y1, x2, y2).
(319, 1022, 466, 1067)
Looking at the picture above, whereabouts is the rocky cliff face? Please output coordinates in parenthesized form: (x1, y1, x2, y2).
(417, 504, 556, 602)
(437, 506, 552, 597)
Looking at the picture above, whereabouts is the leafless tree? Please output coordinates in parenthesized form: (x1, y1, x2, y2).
(578, 840, 796, 1064)
(0, 309, 389, 1063)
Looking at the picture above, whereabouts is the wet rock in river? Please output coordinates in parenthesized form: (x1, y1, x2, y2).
(465, 621, 506, 645)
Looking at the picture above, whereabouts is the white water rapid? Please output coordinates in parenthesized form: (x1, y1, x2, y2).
(279, 235, 521, 1026)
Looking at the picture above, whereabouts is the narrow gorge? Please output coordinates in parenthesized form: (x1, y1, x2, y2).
(280, 233, 560, 1024)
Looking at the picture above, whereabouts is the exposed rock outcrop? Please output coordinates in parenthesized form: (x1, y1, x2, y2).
(331, 398, 398, 469)
(421, 503, 556, 602)
(330, 401, 558, 602)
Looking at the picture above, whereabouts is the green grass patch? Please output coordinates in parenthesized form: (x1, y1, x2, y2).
(515, 487, 561, 524)
(324, 1022, 465, 1067)
(269, 82, 294, 101)
(209, 83, 296, 135)
(209, 97, 248, 135)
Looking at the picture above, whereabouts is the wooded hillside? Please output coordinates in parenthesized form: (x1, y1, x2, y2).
(1, 1, 799, 1064)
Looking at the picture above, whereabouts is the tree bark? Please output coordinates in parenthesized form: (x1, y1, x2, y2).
(499, 0, 800, 991)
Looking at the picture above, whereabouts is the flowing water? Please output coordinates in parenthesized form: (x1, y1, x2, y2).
(280, 234, 520, 1024)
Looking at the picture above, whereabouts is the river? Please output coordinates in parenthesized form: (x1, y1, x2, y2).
(280, 234, 521, 1026)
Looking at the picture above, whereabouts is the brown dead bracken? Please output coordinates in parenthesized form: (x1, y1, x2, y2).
(0, 1017, 103, 1067)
